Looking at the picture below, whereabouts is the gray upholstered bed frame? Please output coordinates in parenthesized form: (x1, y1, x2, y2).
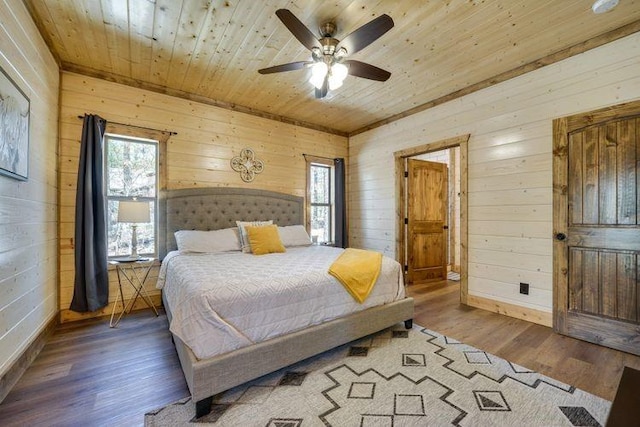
(159, 187, 305, 258)
(159, 187, 414, 418)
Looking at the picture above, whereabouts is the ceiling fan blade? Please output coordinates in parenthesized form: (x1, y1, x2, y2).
(275, 9, 322, 51)
(336, 14, 394, 56)
(258, 61, 311, 74)
(315, 77, 328, 99)
(343, 60, 391, 81)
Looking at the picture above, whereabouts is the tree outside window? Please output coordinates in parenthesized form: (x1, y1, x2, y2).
(104, 134, 158, 257)
(309, 162, 334, 244)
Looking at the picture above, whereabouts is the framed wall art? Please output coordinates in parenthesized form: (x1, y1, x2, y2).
(0, 65, 30, 181)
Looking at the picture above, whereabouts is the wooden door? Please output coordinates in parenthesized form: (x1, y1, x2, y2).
(553, 102, 640, 356)
(407, 159, 448, 284)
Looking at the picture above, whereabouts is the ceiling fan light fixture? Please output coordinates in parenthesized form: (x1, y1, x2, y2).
(311, 62, 328, 78)
(309, 62, 328, 88)
(309, 74, 325, 89)
(328, 62, 348, 90)
(335, 47, 348, 59)
(591, 0, 619, 13)
(261, 9, 394, 98)
(328, 75, 343, 90)
(331, 63, 348, 81)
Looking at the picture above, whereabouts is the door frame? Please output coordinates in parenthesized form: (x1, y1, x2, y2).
(395, 134, 470, 303)
(553, 99, 640, 341)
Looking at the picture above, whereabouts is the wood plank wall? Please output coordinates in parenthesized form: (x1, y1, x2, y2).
(58, 72, 347, 322)
(0, 0, 59, 378)
(349, 33, 640, 324)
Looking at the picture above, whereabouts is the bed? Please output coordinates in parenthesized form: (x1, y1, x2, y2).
(157, 187, 415, 418)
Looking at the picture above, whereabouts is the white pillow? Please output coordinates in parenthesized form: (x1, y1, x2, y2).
(278, 225, 312, 247)
(236, 220, 273, 252)
(174, 228, 241, 253)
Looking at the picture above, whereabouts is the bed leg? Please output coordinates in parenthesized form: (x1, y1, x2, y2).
(195, 396, 213, 418)
(404, 319, 413, 329)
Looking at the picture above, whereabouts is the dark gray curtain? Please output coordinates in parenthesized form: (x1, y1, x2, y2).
(334, 158, 348, 248)
(70, 115, 109, 312)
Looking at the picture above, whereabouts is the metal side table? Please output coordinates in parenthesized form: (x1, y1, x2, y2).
(109, 258, 159, 327)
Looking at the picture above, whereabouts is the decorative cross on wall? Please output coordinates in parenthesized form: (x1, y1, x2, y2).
(230, 148, 264, 182)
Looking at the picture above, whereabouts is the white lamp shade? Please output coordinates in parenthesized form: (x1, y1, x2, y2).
(117, 200, 150, 223)
(311, 62, 328, 79)
(309, 62, 328, 89)
(328, 75, 343, 90)
(331, 63, 348, 81)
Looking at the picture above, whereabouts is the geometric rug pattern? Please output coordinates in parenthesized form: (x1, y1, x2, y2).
(145, 325, 610, 426)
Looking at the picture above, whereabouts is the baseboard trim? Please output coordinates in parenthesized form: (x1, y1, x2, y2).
(467, 294, 552, 327)
(59, 294, 163, 323)
(0, 314, 59, 403)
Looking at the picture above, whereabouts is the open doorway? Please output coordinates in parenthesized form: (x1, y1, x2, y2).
(394, 134, 469, 303)
(409, 149, 461, 281)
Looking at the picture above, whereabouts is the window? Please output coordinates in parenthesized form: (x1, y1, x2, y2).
(307, 159, 335, 244)
(104, 134, 158, 258)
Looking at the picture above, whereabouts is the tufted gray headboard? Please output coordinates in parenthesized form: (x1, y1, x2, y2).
(158, 187, 304, 258)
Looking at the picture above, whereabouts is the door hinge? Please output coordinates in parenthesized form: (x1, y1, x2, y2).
(443, 225, 449, 230)
(404, 218, 408, 225)
(404, 171, 409, 178)
(404, 265, 408, 273)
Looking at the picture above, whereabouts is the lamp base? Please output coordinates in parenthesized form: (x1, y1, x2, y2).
(130, 224, 139, 260)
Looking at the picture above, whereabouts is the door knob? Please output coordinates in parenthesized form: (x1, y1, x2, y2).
(555, 233, 567, 241)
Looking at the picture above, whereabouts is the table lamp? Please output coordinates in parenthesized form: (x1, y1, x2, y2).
(117, 200, 150, 260)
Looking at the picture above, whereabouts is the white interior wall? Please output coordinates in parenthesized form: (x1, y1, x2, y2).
(0, 0, 59, 379)
(348, 32, 640, 315)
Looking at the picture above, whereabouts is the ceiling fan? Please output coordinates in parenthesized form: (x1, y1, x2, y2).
(258, 9, 394, 99)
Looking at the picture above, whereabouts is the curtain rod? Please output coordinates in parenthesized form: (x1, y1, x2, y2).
(302, 153, 338, 160)
(77, 115, 177, 136)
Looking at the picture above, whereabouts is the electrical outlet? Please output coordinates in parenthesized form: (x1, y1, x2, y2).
(519, 282, 529, 295)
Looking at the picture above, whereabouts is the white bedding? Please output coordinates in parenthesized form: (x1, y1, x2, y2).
(157, 246, 405, 360)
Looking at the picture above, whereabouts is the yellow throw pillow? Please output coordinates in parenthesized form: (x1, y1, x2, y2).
(245, 224, 286, 255)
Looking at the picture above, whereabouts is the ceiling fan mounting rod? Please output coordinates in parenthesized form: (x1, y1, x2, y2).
(319, 21, 337, 37)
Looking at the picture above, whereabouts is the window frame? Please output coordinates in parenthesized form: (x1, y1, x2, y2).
(305, 156, 335, 245)
(103, 132, 159, 259)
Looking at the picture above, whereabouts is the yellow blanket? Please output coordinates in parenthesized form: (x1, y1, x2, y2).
(328, 248, 383, 303)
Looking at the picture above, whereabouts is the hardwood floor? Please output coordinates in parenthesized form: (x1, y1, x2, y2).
(1, 280, 639, 426)
(409, 280, 640, 402)
(0, 310, 187, 427)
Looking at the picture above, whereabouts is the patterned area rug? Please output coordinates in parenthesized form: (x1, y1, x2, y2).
(145, 325, 610, 426)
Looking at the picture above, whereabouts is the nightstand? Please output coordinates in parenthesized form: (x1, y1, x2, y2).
(109, 258, 159, 327)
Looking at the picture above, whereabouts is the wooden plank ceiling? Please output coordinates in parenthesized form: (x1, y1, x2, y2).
(25, 0, 640, 135)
